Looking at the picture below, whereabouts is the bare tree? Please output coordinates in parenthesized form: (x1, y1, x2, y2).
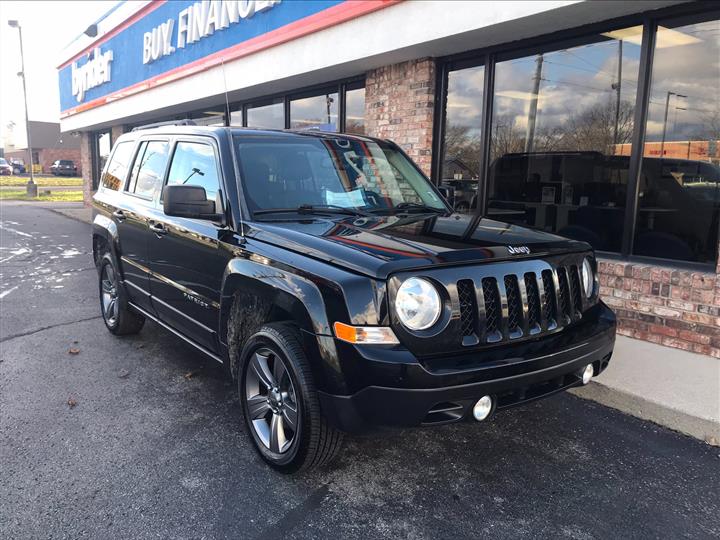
(443, 124, 482, 177)
(563, 99, 635, 154)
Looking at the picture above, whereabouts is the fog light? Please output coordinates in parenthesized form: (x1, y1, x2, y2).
(580, 363, 594, 385)
(472, 395, 494, 421)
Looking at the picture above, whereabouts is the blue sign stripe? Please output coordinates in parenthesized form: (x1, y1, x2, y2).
(59, 0, 343, 111)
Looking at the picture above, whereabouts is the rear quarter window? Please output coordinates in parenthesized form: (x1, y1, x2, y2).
(101, 141, 135, 191)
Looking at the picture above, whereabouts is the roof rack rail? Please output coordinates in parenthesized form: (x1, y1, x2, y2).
(131, 119, 197, 131)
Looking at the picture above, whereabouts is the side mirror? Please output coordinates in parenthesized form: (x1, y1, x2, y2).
(163, 184, 222, 221)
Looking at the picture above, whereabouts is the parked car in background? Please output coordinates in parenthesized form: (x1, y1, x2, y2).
(0, 158, 13, 176)
(9, 159, 26, 174)
(51, 159, 78, 176)
(439, 178, 479, 213)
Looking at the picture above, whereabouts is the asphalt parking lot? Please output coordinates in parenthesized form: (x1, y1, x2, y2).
(1, 201, 719, 539)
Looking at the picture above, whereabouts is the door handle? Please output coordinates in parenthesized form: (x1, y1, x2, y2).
(150, 222, 168, 236)
(112, 210, 126, 222)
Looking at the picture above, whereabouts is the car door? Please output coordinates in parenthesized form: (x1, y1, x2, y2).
(115, 138, 170, 313)
(146, 137, 229, 352)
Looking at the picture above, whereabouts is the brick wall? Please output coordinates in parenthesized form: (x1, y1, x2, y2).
(365, 58, 435, 176)
(598, 259, 720, 357)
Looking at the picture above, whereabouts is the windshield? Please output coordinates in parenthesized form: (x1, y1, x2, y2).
(0, 158, 7, 165)
(234, 136, 448, 216)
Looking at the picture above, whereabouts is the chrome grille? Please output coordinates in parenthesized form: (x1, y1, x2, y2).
(457, 279, 477, 338)
(482, 277, 501, 340)
(541, 269, 557, 328)
(447, 260, 590, 347)
(570, 265, 583, 316)
(504, 275, 521, 333)
(524, 272, 541, 331)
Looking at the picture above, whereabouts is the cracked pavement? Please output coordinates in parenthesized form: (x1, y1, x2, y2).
(1, 201, 719, 539)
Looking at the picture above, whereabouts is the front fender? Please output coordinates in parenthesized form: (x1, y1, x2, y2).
(218, 243, 388, 395)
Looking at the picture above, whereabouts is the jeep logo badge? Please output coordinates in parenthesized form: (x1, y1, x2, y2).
(507, 245, 531, 255)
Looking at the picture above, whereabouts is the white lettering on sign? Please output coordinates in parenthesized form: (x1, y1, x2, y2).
(143, 19, 175, 64)
(71, 47, 113, 102)
(144, 0, 281, 64)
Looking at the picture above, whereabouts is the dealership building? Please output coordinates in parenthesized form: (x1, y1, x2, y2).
(58, 0, 720, 356)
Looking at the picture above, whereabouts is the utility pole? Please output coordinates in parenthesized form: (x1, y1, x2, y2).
(7, 20, 37, 197)
(660, 91, 687, 157)
(524, 53, 543, 154)
(326, 94, 334, 127)
(612, 40, 623, 149)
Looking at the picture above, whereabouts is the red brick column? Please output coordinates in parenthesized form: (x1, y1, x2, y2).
(364, 58, 435, 176)
(80, 132, 93, 206)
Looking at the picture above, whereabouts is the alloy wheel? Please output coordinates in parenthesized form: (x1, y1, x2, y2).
(245, 348, 299, 454)
(101, 264, 119, 326)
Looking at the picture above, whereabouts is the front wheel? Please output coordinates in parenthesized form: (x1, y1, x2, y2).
(98, 252, 145, 335)
(238, 324, 343, 473)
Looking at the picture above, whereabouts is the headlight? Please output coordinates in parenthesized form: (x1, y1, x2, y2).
(581, 257, 595, 298)
(395, 277, 442, 331)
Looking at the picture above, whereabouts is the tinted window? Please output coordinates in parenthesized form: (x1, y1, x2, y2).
(128, 141, 169, 198)
(487, 27, 643, 253)
(101, 141, 134, 191)
(247, 100, 284, 129)
(166, 142, 220, 202)
(345, 85, 365, 135)
(290, 92, 338, 131)
(634, 18, 720, 263)
(440, 64, 485, 213)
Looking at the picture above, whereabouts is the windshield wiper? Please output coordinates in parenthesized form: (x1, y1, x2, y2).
(390, 202, 448, 214)
(253, 204, 373, 218)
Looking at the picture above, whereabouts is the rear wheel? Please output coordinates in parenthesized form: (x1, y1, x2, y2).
(238, 323, 343, 473)
(98, 252, 145, 335)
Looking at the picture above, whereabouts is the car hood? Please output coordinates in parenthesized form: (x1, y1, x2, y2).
(247, 213, 590, 279)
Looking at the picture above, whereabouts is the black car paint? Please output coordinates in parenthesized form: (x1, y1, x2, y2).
(92, 126, 615, 432)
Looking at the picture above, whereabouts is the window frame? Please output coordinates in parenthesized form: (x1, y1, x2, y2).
(123, 137, 171, 202)
(433, 2, 720, 270)
(228, 76, 365, 132)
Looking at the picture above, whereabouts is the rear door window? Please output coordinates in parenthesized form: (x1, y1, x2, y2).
(101, 141, 134, 191)
(127, 140, 169, 198)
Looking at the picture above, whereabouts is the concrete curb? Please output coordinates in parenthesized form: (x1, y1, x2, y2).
(47, 206, 92, 225)
(570, 382, 719, 446)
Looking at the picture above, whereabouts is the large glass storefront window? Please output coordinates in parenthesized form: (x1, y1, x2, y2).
(247, 100, 284, 129)
(487, 29, 643, 252)
(93, 130, 112, 189)
(440, 63, 484, 213)
(290, 91, 339, 131)
(345, 84, 366, 135)
(634, 18, 720, 263)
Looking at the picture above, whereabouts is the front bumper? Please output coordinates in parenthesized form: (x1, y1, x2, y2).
(319, 302, 615, 432)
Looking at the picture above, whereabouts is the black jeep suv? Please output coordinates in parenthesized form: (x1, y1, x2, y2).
(92, 125, 616, 473)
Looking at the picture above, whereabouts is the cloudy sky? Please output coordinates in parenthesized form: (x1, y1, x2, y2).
(445, 20, 719, 146)
(0, 0, 116, 148)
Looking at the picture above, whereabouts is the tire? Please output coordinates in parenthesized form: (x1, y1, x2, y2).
(237, 323, 343, 473)
(98, 252, 145, 335)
